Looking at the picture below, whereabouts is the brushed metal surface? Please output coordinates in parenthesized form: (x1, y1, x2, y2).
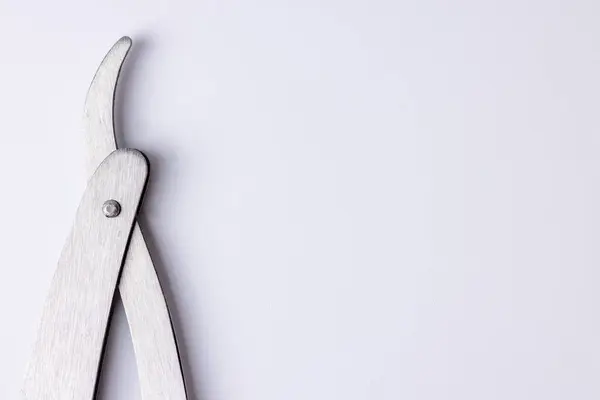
(83, 36, 132, 174)
(84, 37, 188, 399)
(22, 149, 149, 400)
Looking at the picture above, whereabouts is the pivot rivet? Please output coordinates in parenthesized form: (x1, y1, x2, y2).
(102, 200, 121, 218)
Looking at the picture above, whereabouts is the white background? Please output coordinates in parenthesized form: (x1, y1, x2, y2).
(1, 1, 600, 399)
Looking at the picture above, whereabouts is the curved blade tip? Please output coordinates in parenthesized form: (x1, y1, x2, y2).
(117, 36, 133, 47)
(109, 36, 132, 57)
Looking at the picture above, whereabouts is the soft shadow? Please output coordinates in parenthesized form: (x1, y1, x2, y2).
(114, 34, 204, 400)
(95, 295, 140, 399)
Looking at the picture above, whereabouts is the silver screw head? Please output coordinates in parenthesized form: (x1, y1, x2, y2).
(102, 199, 121, 218)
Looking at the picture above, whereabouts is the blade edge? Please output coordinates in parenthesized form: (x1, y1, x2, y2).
(83, 36, 132, 175)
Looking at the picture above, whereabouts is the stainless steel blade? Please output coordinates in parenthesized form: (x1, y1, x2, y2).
(84, 37, 188, 400)
(83, 36, 131, 174)
(22, 149, 149, 400)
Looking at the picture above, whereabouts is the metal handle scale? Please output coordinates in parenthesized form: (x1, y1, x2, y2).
(22, 149, 148, 400)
